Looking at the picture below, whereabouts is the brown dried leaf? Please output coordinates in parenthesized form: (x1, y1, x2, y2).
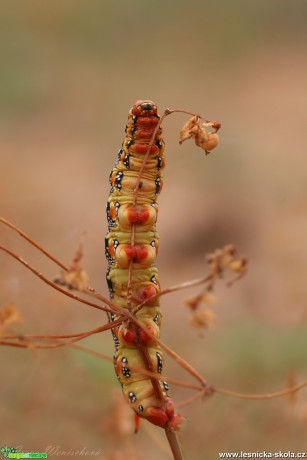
(179, 116, 199, 144)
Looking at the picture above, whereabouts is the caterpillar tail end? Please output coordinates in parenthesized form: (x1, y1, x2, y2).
(144, 398, 184, 431)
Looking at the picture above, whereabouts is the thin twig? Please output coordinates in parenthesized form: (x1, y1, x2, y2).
(1, 234, 207, 385)
(122, 311, 208, 387)
(1, 216, 123, 314)
(133, 272, 215, 314)
(165, 426, 184, 460)
(132, 110, 169, 202)
(2, 318, 123, 341)
(0, 244, 118, 315)
(1, 321, 118, 349)
(69, 343, 113, 363)
(71, 343, 204, 391)
(215, 380, 307, 400)
(176, 389, 210, 409)
(1, 217, 68, 271)
(142, 422, 173, 458)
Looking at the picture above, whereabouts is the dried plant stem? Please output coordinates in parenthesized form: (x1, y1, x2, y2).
(142, 422, 174, 458)
(1, 235, 206, 386)
(0, 216, 121, 313)
(176, 388, 209, 409)
(1, 217, 68, 271)
(137, 341, 165, 403)
(0, 244, 120, 315)
(164, 107, 204, 119)
(157, 338, 207, 387)
(0, 236, 208, 389)
(126, 234, 135, 311)
(69, 343, 114, 363)
(4, 328, 306, 405)
(215, 380, 307, 400)
(118, 308, 208, 388)
(165, 426, 184, 460)
(133, 272, 215, 315)
(132, 110, 169, 201)
(2, 240, 307, 404)
(178, 379, 307, 406)
(71, 343, 203, 391)
(0, 322, 115, 350)
(3, 319, 122, 342)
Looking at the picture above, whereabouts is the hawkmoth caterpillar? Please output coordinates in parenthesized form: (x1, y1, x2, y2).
(105, 100, 182, 430)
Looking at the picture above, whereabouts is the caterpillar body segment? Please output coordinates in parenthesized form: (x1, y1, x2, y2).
(105, 100, 182, 430)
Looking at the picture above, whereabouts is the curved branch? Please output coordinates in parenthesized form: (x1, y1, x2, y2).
(0, 321, 116, 349)
(133, 272, 214, 314)
(0, 244, 119, 315)
(0, 217, 125, 316)
(215, 380, 307, 400)
(1, 217, 68, 271)
(2, 318, 123, 341)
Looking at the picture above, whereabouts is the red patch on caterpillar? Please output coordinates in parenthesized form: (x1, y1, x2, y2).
(118, 326, 136, 344)
(117, 204, 156, 231)
(116, 244, 156, 268)
(129, 143, 159, 155)
(133, 127, 159, 139)
(139, 285, 157, 301)
(127, 207, 150, 225)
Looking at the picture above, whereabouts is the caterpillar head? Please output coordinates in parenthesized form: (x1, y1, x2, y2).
(131, 100, 158, 116)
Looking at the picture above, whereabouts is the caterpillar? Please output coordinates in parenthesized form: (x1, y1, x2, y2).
(105, 100, 182, 430)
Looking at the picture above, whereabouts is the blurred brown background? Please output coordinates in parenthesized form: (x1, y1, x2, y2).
(1, 1, 307, 459)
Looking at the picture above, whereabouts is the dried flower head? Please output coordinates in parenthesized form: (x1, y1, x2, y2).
(54, 237, 90, 291)
(183, 292, 217, 312)
(189, 309, 216, 332)
(179, 116, 221, 154)
(55, 268, 90, 291)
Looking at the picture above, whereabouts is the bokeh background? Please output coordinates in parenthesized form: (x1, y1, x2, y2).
(1, 1, 307, 458)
